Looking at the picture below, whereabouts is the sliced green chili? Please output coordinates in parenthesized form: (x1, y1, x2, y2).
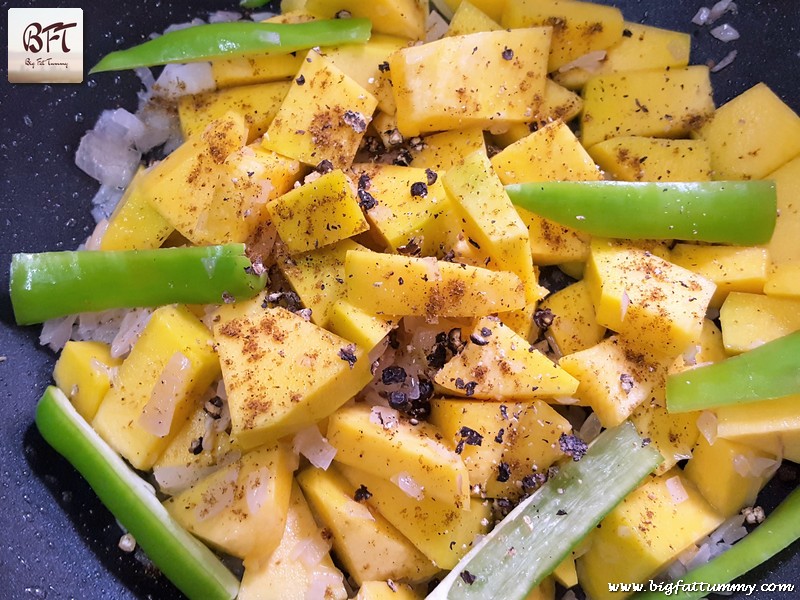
(90, 19, 373, 74)
(633, 484, 800, 600)
(667, 331, 800, 413)
(35, 386, 239, 600)
(505, 181, 777, 245)
(427, 422, 662, 600)
(10, 243, 265, 325)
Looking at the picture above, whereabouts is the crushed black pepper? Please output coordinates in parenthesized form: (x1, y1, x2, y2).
(533, 308, 555, 329)
(315, 159, 333, 173)
(497, 462, 511, 482)
(447, 328, 465, 354)
(388, 390, 408, 409)
(410, 181, 428, 197)
(189, 437, 203, 455)
(338, 345, 358, 369)
(464, 381, 477, 397)
(342, 110, 367, 133)
(425, 168, 438, 185)
(494, 428, 505, 444)
(559, 433, 589, 461)
(354, 484, 372, 502)
(620, 373, 635, 393)
(460, 570, 477, 585)
(357, 188, 377, 210)
(382, 365, 407, 385)
(502, 47, 514, 60)
(378, 61, 390, 72)
(295, 74, 306, 85)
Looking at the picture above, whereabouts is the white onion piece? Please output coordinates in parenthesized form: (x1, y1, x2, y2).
(250, 11, 275, 22)
(685, 543, 713, 571)
(293, 426, 337, 470)
(290, 535, 331, 568)
(195, 465, 239, 522)
(39, 314, 77, 351)
(90, 185, 125, 222)
(665, 475, 689, 504)
(305, 567, 344, 600)
(620, 289, 630, 321)
(711, 49, 738, 73)
(751, 456, 780, 478)
(370, 405, 400, 430)
(391, 472, 425, 500)
(579, 412, 603, 443)
(154, 455, 240, 497)
(426, 10, 449, 42)
(708, 514, 747, 545)
(709, 0, 737, 23)
(139, 352, 191, 438)
(162, 18, 205, 35)
(245, 467, 271, 516)
(111, 308, 153, 358)
(692, 7, 711, 26)
(710, 23, 740, 42)
(208, 10, 241, 23)
(557, 50, 607, 73)
(697, 411, 718, 445)
(152, 63, 215, 100)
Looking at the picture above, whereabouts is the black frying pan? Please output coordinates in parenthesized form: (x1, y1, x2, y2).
(1, 1, 798, 598)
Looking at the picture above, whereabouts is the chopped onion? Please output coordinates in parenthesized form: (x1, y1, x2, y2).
(696, 411, 718, 445)
(579, 412, 603, 443)
(685, 542, 713, 570)
(245, 467, 271, 516)
(557, 50, 607, 73)
(290, 535, 331, 568)
(711, 49, 738, 73)
(39, 314, 77, 351)
(370, 405, 400, 430)
(110, 308, 153, 358)
(710, 23, 740, 42)
(139, 352, 191, 437)
(692, 7, 711, 26)
(250, 11, 275, 22)
(708, 0, 737, 23)
(195, 465, 239, 522)
(154, 451, 241, 496)
(90, 186, 125, 222)
(151, 63, 215, 100)
(620, 289, 630, 321)
(665, 475, 689, 504)
(118, 533, 136, 553)
(162, 18, 205, 35)
(305, 567, 344, 600)
(75, 110, 144, 188)
(293, 426, 337, 470)
(426, 10, 449, 42)
(390, 472, 425, 500)
(208, 10, 241, 23)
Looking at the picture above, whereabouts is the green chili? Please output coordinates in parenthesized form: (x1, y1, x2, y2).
(10, 243, 265, 325)
(633, 484, 800, 600)
(35, 386, 239, 600)
(505, 181, 777, 245)
(667, 331, 800, 413)
(427, 422, 662, 600)
(90, 19, 373, 74)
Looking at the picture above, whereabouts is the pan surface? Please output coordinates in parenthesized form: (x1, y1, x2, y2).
(1, 1, 798, 598)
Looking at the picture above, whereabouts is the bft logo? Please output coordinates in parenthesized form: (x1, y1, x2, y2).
(8, 8, 84, 83)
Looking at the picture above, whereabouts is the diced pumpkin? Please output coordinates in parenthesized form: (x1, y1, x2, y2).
(552, 556, 578, 589)
(297, 465, 439, 585)
(345, 249, 527, 318)
(447, 1, 502, 37)
(213, 299, 373, 449)
(766, 154, 800, 265)
(338, 463, 491, 569)
(443, 151, 542, 303)
(434, 316, 579, 400)
(328, 301, 395, 356)
(584, 239, 716, 357)
(670, 244, 769, 307)
(441, 0, 506, 22)
(695, 83, 800, 180)
(669, 318, 728, 374)
(684, 436, 776, 518)
(100, 167, 173, 251)
(716, 395, 800, 463)
(587, 137, 712, 182)
(262, 49, 378, 169)
(178, 82, 291, 141)
(540, 280, 606, 355)
(501, 0, 624, 72)
(559, 335, 672, 428)
(390, 28, 551, 136)
(577, 469, 723, 600)
(516, 208, 592, 266)
(326, 403, 471, 507)
(765, 263, 800, 299)
(305, 0, 427, 40)
(356, 581, 421, 600)
(553, 22, 690, 90)
(92, 305, 220, 470)
(580, 66, 715, 149)
(629, 402, 699, 475)
(718, 292, 800, 354)
(164, 442, 295, 566)
(53, 341, 122, 422)
(267, 169, 369, 254)
(237, 482, 347, 600)
(500, 303, 540, 343)
(409, 127, 487, 172)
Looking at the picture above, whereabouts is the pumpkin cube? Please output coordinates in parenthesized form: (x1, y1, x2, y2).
(766, 154, 800, 265)
(540, 280, 606, 355)
(765, 264, 800, 299)
(53, 341, 122, 422)
(305, 0, 427, 40)
(718, 292, 800, 354)
(409, 127, 487, 172)
(328, 300, 395, 355)
(587, 137, 711, 182)
(716, 395, 800, 463)
(447, 1, 502, 37)
(630, 402, 699, 475)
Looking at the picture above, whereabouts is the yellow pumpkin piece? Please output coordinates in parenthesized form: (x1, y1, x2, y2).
(100, 167, 173, 251)
(552, 556, 578, 589)
(92, 305, 220, 470)
(435, 316, 579, 400)
(447, 1, 502, 36)
(517, 208, 592, 266)
(540, 280, 606, 355)
(262, 49, 378, 169)
(390, 28, 551, 137)
(337, 463, 490, 569)
(213, 299, 373, 449)
(766, 154, 800, 265)
(267, 169, 369, 254)
(409, 127, 487, 172)
(630, 402, 699, 475)
(237, 482, 347, 600)
(580, 66, 715, 149)
(587, 137, 712, 182)
(326, 403, 471, 507)
(695, 83, 800, 180)
(669, 319, 728, 375)
(670, 244, 769, 307)
(164, 442, 295, 566)
(501, 0, 624, 72)
(559, 335, 672, 428)
(500, 303, 540, 343)
(297, 466, 439, 585)
(305, 0, 427, 40)
(356, 581, 421, 600)
(764, 263, 800, 299)
(684, 436, 776, 518)
(584, 239, 716, 357)
(718, 292, 800, 354)
(328, 300, 395, 356)
(716, 394, 800, 463)
(53, 341, 122, 422)
(525, 578, 555, 600)
(553, 22, 691, 90)
(345, 249, 526, 318)
(178, 82, 291, 142)
(324, 34, 410, 98)
(577, 469, 723, 600)
(441, 0, 506, 22)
